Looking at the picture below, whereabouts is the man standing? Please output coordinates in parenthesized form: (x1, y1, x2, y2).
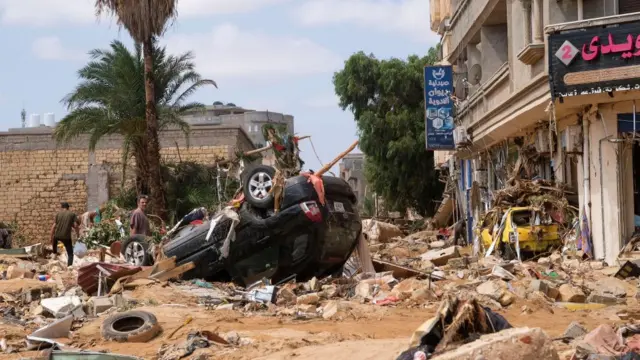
(50, 202, 80, 267)
(130, 195, 151, 236)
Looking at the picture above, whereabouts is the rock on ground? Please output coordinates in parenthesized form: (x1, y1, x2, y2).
(557, 284, 586, 303)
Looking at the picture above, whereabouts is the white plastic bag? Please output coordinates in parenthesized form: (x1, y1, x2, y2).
(73, 241, 88, 258)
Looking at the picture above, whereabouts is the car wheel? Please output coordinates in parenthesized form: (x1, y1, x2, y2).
(242, 164, 276, 209)
(121, 235, 153, 266)
(101, 310, 161, 343)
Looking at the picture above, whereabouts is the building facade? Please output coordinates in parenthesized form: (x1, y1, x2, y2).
(181, 103, 294, 166)
(430, 0, 640, 264)
(0, 124, 254, 243)
(339, 153, 367, 208)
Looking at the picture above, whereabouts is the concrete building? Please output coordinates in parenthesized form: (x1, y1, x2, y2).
(430, 0, 640, 264)
(339, 153, 367, 208)
(180, 103, 294, 166)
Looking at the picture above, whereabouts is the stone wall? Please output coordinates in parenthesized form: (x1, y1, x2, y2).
(0, 125, 254, 244)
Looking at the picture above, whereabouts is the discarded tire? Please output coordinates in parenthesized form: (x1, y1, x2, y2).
(101, 310, 161, 343)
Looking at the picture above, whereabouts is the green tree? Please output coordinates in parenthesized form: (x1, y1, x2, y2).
(55, 40, 216, 197)
(95, 0, 179, 220)
(333, 49, 444, 215)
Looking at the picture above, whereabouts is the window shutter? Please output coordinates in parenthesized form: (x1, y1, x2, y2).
(620, 0, 640, 14)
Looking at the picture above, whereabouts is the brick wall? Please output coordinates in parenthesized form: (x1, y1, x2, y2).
(0, 125, 254, 244)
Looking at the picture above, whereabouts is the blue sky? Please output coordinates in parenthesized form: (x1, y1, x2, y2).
(0, 0, 439, 170)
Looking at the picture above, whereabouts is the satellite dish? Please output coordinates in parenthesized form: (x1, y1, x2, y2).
(454, 78, 466, 100)
(468, 64, 483, 86)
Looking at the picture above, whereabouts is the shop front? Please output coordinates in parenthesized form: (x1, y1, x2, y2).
(547, 14, 640, 264)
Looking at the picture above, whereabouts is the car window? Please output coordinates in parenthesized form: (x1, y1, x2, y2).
(511, 211, 532, 227)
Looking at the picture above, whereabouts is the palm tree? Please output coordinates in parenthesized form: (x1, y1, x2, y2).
(54, 40, 217, 197)
(95, 0, 179, 219)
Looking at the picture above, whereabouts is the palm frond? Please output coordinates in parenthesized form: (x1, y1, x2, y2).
(94, 0, 178, 42)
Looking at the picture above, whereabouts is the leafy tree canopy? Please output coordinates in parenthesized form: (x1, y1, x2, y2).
(333, 48, 444, 215)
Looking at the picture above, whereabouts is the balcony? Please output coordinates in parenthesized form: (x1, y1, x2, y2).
(443, 0, 505, 63)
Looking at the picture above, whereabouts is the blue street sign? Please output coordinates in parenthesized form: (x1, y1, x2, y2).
(424, 65, 455, 150)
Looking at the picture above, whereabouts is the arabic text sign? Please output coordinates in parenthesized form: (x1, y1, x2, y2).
(424, 65, 454, 150)
(549, 21, 640, 98)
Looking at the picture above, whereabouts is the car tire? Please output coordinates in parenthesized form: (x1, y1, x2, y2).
(242, 165, 276, 209)
(121, 235, 153, 266)
(101, 310, 161, 343)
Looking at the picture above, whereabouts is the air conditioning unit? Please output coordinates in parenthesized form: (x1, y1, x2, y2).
(535, 128, 550, 153)
(453, 126, 468, 146)
(561, 125, 582, 153)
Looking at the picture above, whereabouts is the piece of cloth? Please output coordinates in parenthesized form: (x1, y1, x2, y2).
(301, 172, 325, 205)
(94, 208, 102, 224)
(53, 237, 74, 267)
(54, 210, 78, 241)
(130, 208, 151, 236)
(0, 229, 12, 249)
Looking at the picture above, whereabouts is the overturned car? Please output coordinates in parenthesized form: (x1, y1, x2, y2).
(120, 163, 362, 286)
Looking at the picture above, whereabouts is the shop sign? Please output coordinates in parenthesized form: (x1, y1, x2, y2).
(548, 21, 640, 99)
(424, 65, 455, 150)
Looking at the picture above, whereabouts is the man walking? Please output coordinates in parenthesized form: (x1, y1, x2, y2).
(50, 202, 80, 267)
(130, 195, 151, 236)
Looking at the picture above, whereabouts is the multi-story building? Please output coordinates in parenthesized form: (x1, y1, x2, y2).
(430, 0, 640, 264)
(339, 153, 367, 207)
(181, 102, 294, 166)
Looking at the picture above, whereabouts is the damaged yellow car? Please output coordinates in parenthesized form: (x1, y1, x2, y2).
(478, 207, 562, 258)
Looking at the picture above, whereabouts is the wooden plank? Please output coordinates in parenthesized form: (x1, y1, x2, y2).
(150, 262, 195, 282)
(150, 256, 177, 276)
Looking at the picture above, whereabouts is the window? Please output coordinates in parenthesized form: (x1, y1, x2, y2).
(619, 0, 640, 14)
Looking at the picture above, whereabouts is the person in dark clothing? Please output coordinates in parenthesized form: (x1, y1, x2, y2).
(50, 202, 80, 267)
(0, 223, 12, 249)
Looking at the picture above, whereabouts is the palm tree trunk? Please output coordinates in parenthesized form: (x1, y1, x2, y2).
(142, 37, 167, 220)
(133, 141, 150, 196)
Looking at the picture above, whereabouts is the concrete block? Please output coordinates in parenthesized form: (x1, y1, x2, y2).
(529, 280, 549, 296)
(562, 321, 587, 340)
(91, 296, 114, 315)
(431, 327, 559, 360)
(421, 246, 460, 266)
(558, 284, 586, 303)
(586, 293, 620, 305)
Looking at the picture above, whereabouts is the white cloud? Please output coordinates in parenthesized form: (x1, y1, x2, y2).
(177, 0, 291, 17)
(0, 0, 94, 26)
(305, 94, 340, 109)
(0, 0, 288, 26)
(164, 23, 342, 80)
(291, 0, 440, 43)
(31, 36, 86, 61)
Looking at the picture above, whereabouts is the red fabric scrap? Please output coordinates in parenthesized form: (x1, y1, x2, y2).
(272, 142, 286, 151)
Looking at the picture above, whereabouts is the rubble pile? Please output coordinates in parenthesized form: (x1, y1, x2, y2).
(484, 179, 575, 231)
(1, 216, 640, 360)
